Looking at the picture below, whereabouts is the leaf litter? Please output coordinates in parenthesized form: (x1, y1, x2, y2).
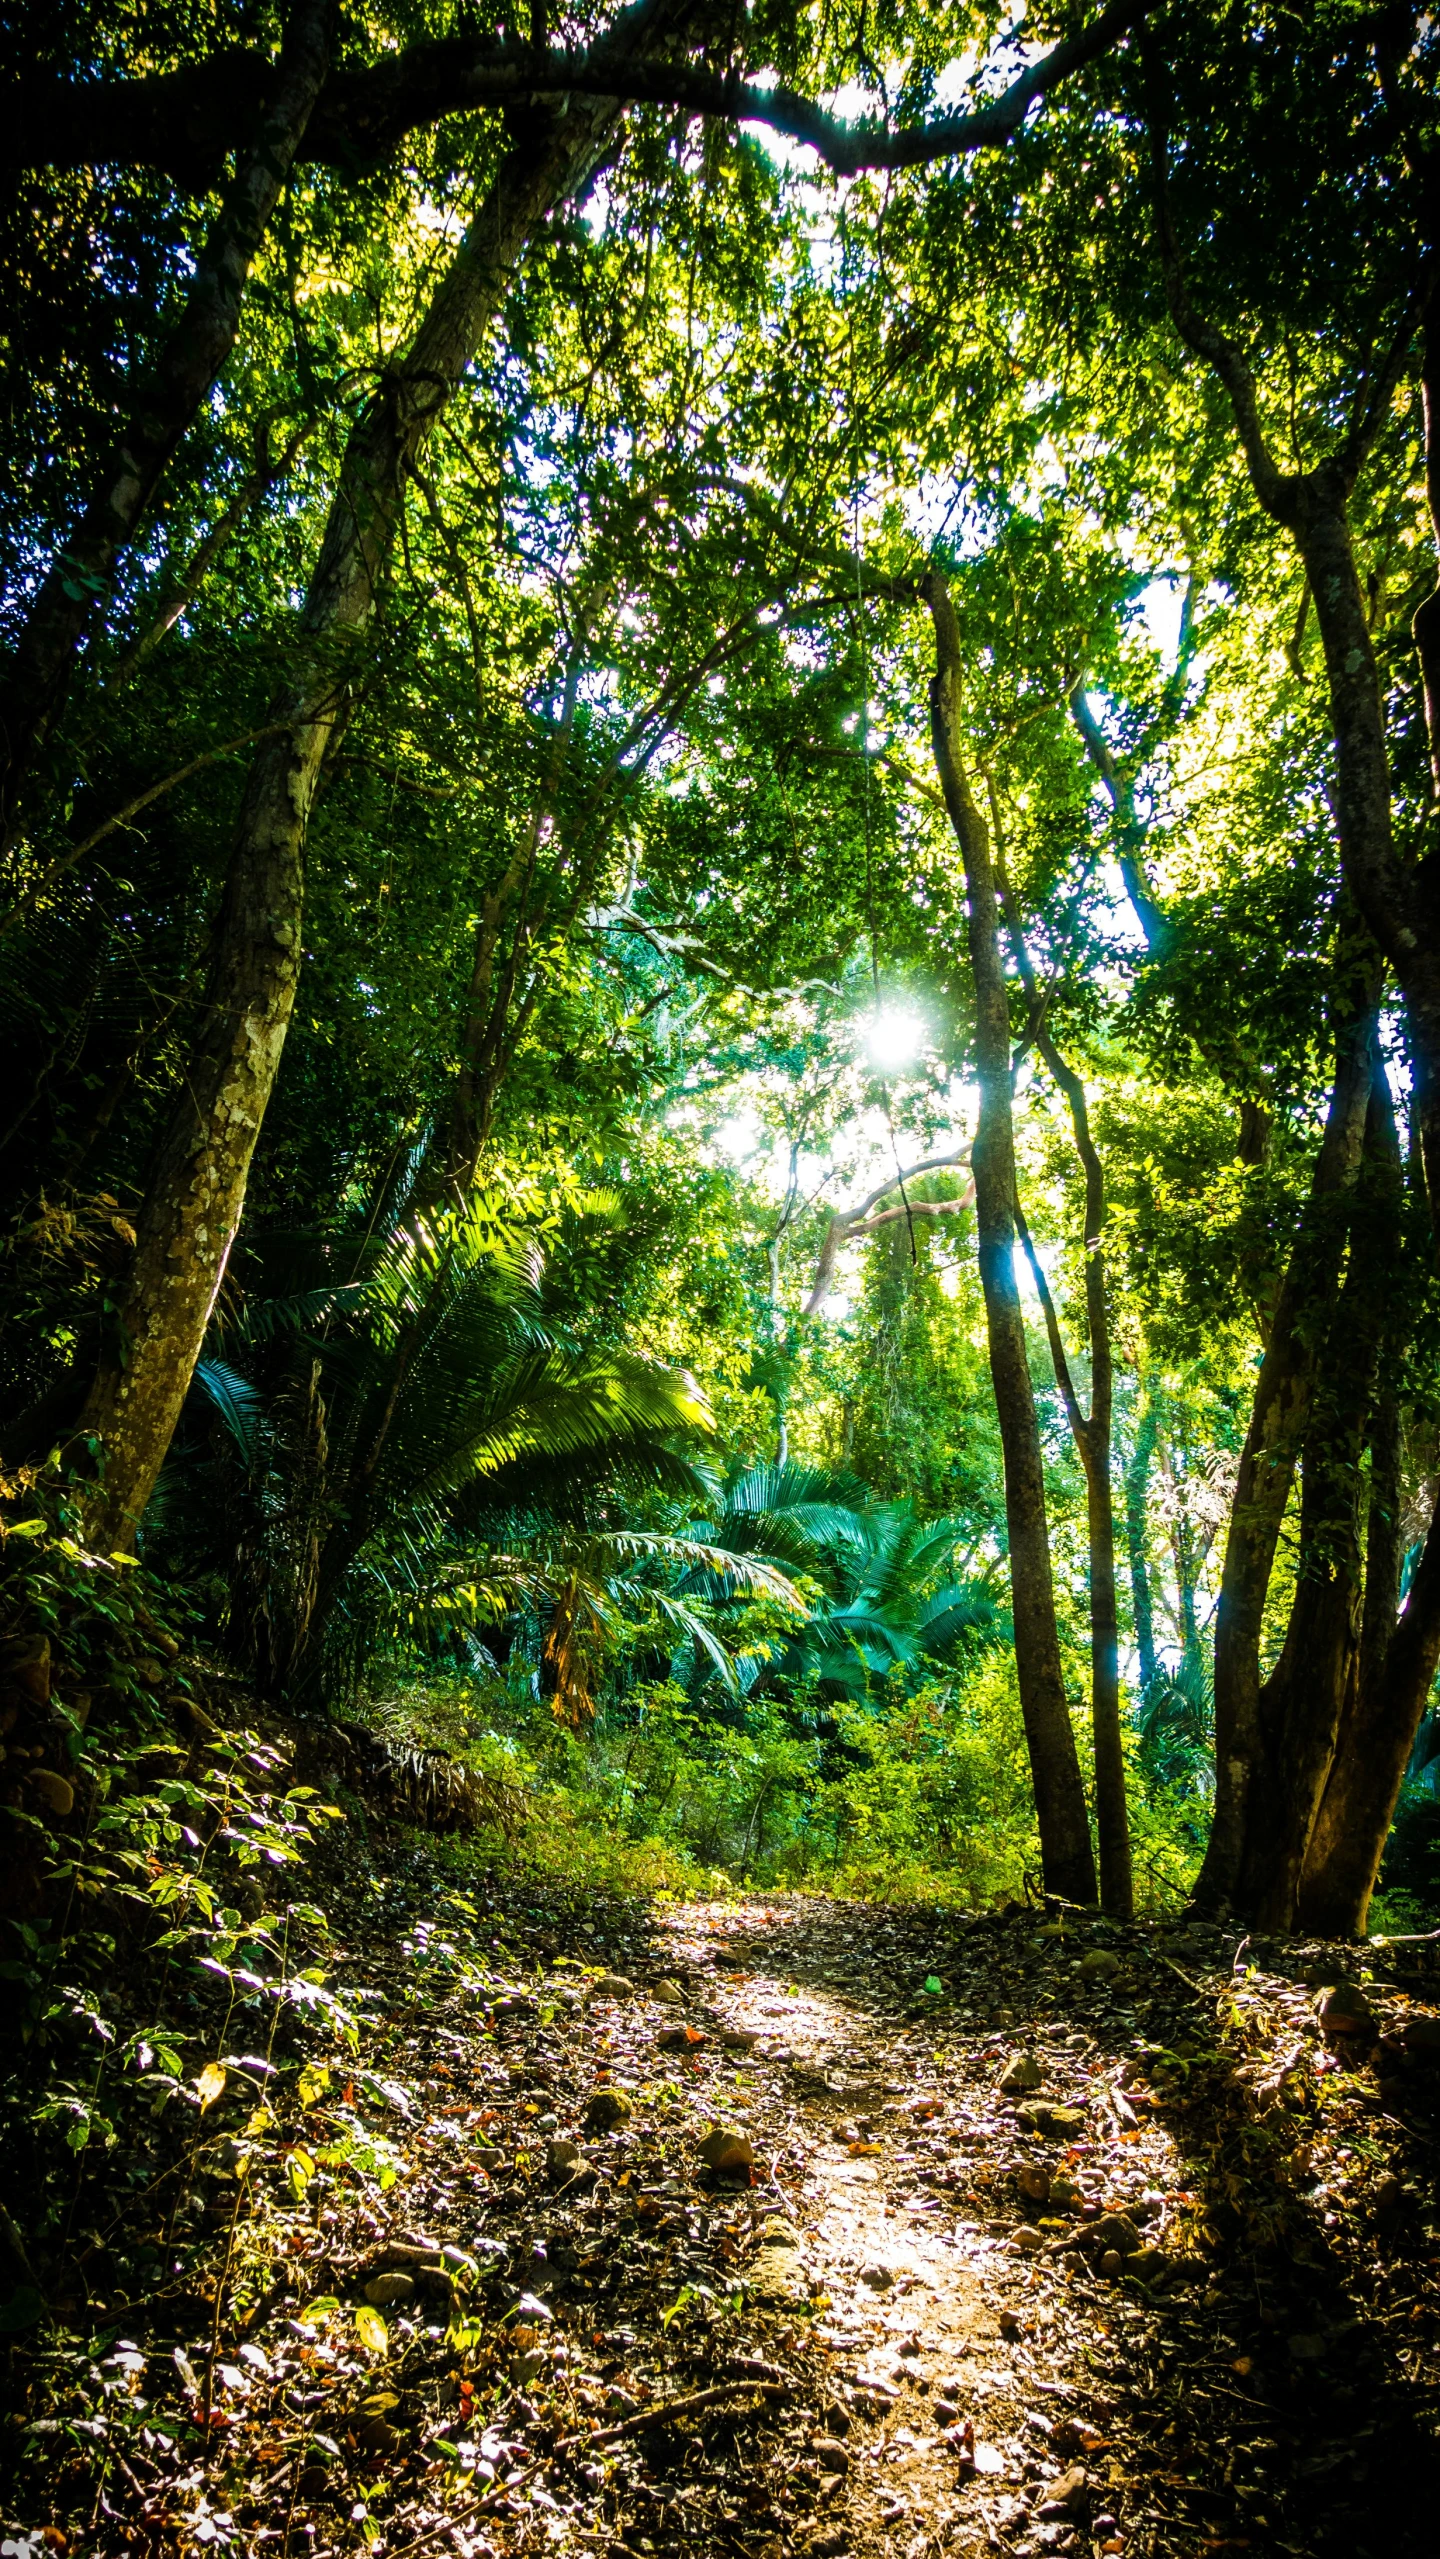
(4, 1840, 1440, 2559)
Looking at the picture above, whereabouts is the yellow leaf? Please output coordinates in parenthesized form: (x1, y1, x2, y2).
(285, 2147, 315, 2200)
(298, 2061, 330, 2110)
(245, 2103, 276, 2136)
(355, 2306, 388, 2357)
(196, 2063, 227, 2112)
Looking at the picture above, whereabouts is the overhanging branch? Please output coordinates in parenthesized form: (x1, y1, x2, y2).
(14, 3, 1152, 181)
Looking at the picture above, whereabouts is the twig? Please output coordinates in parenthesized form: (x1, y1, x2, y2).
(0, 718, 293, 936)
(367, 2380, 790, 2559)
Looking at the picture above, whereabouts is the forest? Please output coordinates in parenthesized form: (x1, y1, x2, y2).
(2, 4, 1440, 2556)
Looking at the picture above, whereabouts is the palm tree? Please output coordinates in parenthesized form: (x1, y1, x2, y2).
(152, 1189, 719, 1704)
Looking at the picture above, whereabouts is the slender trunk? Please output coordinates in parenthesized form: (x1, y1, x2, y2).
(1235, 1062, 1399, 1926)
(0, 0, 332, 837)
(75, 18, 674, 1548)
(1414, 317, 1440, 800)
(1125, 1394, 1159, 1696)
(1040, 1030, 1129, 1919)
(925, 569, 1096, 1906)
(1193, 940, 1379, 1913)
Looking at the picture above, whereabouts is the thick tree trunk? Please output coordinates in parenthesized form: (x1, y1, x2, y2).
(1125, 1394, 1159, 1696)
(1299, 1477, 1440, 1938)
(925, 570, 1097, 1906)
(76, 14, 675, 1549)
(0, 0, 332, 838)
(1234, 1061, 1400, 1927)
(1193, 942, 1379, 1913)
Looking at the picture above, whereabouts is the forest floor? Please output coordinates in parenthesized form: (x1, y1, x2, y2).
(6, 1847, 1440, 2559)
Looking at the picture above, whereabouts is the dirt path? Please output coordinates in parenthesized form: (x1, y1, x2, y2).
(6, 1865, 1440, 2559)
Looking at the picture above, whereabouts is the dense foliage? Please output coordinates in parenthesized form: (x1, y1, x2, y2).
(4, 0, 1440, 1984)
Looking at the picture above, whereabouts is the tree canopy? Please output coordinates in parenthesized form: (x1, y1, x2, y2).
(4, 0, 1440, 1937)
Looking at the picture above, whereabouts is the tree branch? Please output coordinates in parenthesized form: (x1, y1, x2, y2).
(14, 3, 1152, 180)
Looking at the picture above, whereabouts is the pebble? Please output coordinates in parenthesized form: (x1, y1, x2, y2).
(585, 2088, 633, 2132)
(999, 2053, 1044, 2094)
(1317, 1981, 1376, 2037)
(652, 1980, 687, 2006)
(593, 1973, 635, 1997)
(697, 2122, 753, 2174)
(811, 2436, 850, 2474)
(363, 2272, 415, 2306)
(1077, 1950, 1121, 1981)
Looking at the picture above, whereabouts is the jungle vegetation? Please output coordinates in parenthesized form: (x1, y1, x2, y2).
(3, 0, 1440, 1938)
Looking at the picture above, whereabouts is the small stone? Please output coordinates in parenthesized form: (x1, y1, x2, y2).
(585, 2088, 633, 2133)
(593, 1973, 635, 1998)
(697, 2122, 753, 2176)
(1317, 1982, 1377, 2037)
(1123, 2247, 1167, 2284)
(1018, 2103, 1086, 2140)
(1087, 2213, 1142, 2256)
(1017, 2165, 1051, 2205)
(720, 2028, 760, 2050)
(547, 2138, 584, 2177)
(998, 2307, 1024, 2338)
(1077, 1950, 1121, 1981)
(1099, 2250, 1123, 2278)
(1402, 2015, 1440, 2057)
(933, 2398, 960, 2426)
(364, 2272, 415, 2307)
(1038, 2466, 1088, 2518)
(27, 1768, 74, 1817)
(999, 2052, 1044, 2094)
(1011, 2224, 1047, 2254)
(859, 2261, 896, 2289)
(749, 2244, 810, 2304)
(652, 1980, 687, 2006)
(811, 2436, 850, 2474)
(471, 2143, 504, 2167)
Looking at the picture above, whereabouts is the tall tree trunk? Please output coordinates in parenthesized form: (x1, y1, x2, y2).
(76, 1, 682, 1549)
(0, 0, 333, 839)
(1125, 1393, 1159, 1696)
(1193, 937, 1380, 1913)
(1153, 190, 1440, 1248)
(1012, 1037, 1132, 1918)
(925, 569, 1097, 1906)
(1299, 1460, 1440, 1938)
(1414, 316, 1440, 800)
(1234, 1059, 1400, 1927)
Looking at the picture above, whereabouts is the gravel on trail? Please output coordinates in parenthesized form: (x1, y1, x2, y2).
(8, 1854, 1440, 2559)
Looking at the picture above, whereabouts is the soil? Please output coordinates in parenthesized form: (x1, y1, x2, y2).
(5, 1850, 1440, 2559)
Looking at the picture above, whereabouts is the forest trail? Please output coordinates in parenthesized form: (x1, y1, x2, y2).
(7, 1868, 1440, 2559)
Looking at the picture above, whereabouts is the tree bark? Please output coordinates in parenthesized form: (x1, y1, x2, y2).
(0, 0, 333, 840)
(1298, 1477, 1440, 1938)
(1125, 1393, 1160, 1696)
(75, 6, 680, 1550)
(1414, 316, 1440, 799)
(1152, 174, 1440, 1246)
(1234, 1058, 1400, 1927)
(1192, 936, 1380, 1913)
(925, 569, 1097, 1906)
